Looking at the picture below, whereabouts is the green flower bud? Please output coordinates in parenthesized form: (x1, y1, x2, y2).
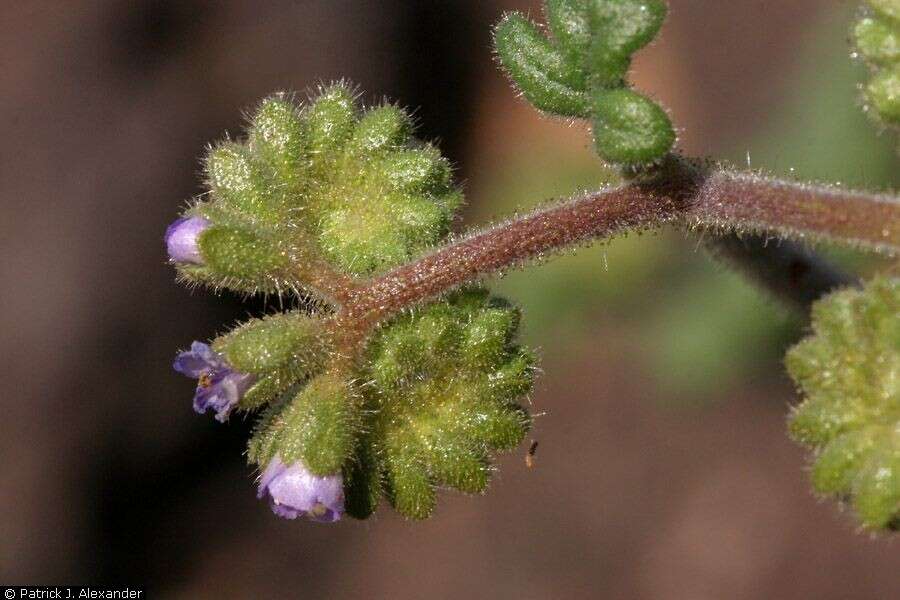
(384, 446, 436, 520)
(461, 307, 519, 369)
(866, 65, 900, 125)
(249, 95, 307, 193)
(175, 84, 467, 295)
(196, 225, 289, 286)
(856, 4, 900, 131)
(591, 88, 675, 164)
(241, 372, 298, 411)
(206, 143, 279, 220)
(354, 288, 534, 520)
(811, 432, 872, 495)
(249, 373, 360, 476)
(494, 12, 591, 117)
(870, 0, 900, 21)
(428, 443, 490, 494)
(212, 311, 328, 376)
(342, 436, 382, 519)
(304, 84, 357, 156)
(248, 396, 293, 466)
(853, 448, 900, 529)
(786, 277, 900, 530)
(855, 17, 900, 65)
(281, 373, 360, 475)
(471, 403, 532, 451)
(381, 146, 453, 194)
(317, 191, 449, 275)
(488, 350, 536, 404)
(348, 104, 413, 155)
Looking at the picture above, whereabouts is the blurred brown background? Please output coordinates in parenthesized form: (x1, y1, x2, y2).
(1, 1, 898, 598)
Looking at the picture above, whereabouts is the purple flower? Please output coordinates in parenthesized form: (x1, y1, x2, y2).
(173, 341, 254, 422)
(165, 216, 210, 264)
(257, 455, 345, 522)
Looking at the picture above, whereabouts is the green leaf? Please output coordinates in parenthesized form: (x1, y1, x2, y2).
(545, 0, 593, 64)
(494, 13, 591, 117)
(588, 0, 668, 87)
(591, 87, 675, 164)
(492, 2, 674, 165)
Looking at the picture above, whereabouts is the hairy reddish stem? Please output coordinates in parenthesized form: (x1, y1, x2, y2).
(692, 170, 900, 253)
(340, 159, 898, 327)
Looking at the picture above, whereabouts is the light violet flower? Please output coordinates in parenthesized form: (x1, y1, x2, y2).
(173, 341, 254, 422)
(165, 216, 210, 264)
(257, 455, 345, 522)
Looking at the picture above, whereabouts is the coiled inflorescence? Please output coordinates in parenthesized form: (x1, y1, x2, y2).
(786, 277, 899, 531)
(494, 0, 675, 166)
(248, 289, 533, 520)
(176, 84, 461, 298)
(167, 85, 534, 522)
(855, 1, 900, 130)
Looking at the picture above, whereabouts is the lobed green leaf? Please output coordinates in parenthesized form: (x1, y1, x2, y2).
(494, 12, 591, 117)
(591, 88, 675, 164)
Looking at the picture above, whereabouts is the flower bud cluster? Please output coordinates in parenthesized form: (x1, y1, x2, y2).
(168, 88, 534, 522)
(855, 1, 900, 128)
(168, 84, 461, 300)
(494, 0, 675, 165)
(786, 277, 899, 531)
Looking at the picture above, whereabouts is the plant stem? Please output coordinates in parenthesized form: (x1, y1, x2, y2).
(343, 159, 899, 326)
(692, 169, 900, 252)
(703, 233, 858, 313)
(345, 184, 682, 326)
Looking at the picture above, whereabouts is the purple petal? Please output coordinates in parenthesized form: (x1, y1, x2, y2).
(257, 455, 288, 499)
(173, 342, 222, 378)
(193, 371, 254, 422)
(257, 456, 344, 522)
(269, 500, 302, 519)
(165, 216, 210, 264)
(175, 341, 254, 421)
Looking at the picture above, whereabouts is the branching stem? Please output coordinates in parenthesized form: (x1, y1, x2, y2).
(338, 158, 898, 329)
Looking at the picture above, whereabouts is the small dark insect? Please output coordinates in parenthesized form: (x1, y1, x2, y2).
(525, 440, 539, 468)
